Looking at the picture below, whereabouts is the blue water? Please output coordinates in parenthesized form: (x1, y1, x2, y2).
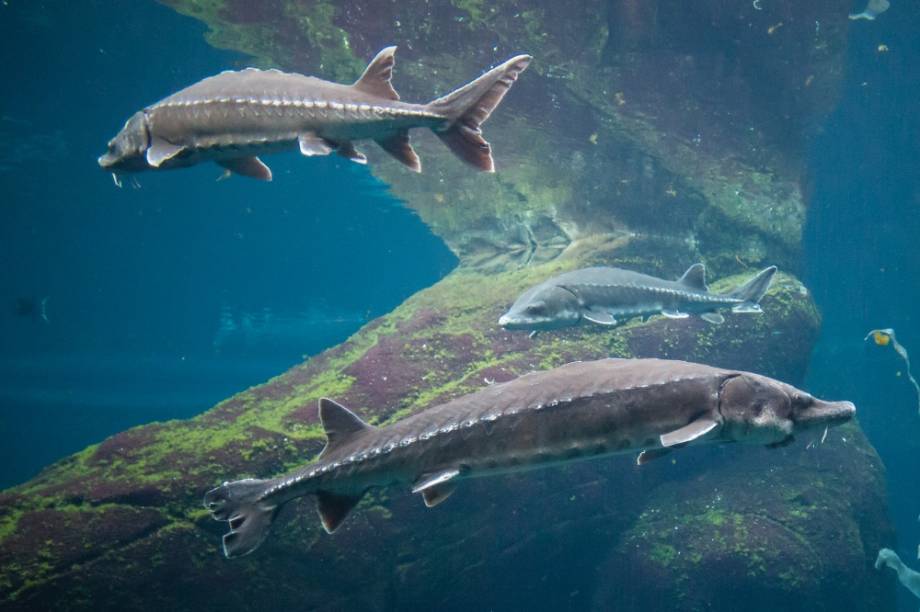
(805, 8, 920, 610)
(1, 2, 919, 611)
(0, 1, 456, 487)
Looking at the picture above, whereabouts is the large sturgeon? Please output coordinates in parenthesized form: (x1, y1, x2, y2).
(499, 263, 777, 333)
(204, 358, 855, 558)
(98, 47, 531, 181)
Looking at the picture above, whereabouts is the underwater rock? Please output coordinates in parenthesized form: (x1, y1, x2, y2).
(0, 1, 888, 610)
(594, 422, 894, 611)
(156, 0, 851, 271)
(0, 265, 894, 611)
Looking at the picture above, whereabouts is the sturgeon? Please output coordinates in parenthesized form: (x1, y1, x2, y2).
(499, 263, 777, 333)
(98, 47, 531, 181)
(203, 358, 855, 558)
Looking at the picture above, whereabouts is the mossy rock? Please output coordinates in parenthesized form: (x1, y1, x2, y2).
(0, 256, 890, 611)
(594, 421, 894, 611)
(0, 1, 889, 610)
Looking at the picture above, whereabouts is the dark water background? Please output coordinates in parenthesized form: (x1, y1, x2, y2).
(0, 1, 918, 610)
(0, 1, 456, 487)
(805, 6, 920, 610)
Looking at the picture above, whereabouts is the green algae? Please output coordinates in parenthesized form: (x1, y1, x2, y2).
(1, 3, 877, 607)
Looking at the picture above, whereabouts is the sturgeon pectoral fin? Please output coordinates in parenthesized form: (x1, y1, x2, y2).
(636, 448, 672, 465)
(421, 482, 458, 508)
(583, 310, 617, 326)
(337, 142, 367, 165)
(412, 468, 460, 495)
(661, 309, 689, 319)
(660, 417, 719, 447)
(146, 137, 185, 167)
(315, 490, 364, 534)
(732, 303, 762, 314)
(700, 312, 725, 325)
(298, 133, 334, 157)
(217, 156, 273, 181)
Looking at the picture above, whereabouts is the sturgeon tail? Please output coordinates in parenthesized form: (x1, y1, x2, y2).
(427, 54, 532, 172)
(204, 478, 279, 558)
(724, 266, 778, 313)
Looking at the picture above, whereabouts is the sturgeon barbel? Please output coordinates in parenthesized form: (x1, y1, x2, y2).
(98, 47, 531, 182)
(203, 358, 854, 558)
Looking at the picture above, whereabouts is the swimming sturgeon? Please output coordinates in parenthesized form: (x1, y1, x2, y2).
(499, 263, 777, 333)
(203, 358, 855, 557)
(98, 47, 531, 181)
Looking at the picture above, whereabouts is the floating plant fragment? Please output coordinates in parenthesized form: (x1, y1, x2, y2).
(849, 0, 890, 21)
(875, 548, 920, 601)
(865, 327, 920, 414)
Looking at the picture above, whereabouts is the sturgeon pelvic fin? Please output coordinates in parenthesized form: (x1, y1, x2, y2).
(700, 312, 725, 325)
(428, 54, 532, 172)
(412, 468, 461, 508)
(353, 46, 400, 101)
(217, 156, 273, 181)
(636, 448, 672, 465)
(298, 133, 334, 157)
(337, 142, 367, 165)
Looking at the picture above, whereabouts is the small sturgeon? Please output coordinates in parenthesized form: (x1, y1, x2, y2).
(98, 47, 531, 181)
(499, 263, 777, 333)
(203, 358, 854, 558)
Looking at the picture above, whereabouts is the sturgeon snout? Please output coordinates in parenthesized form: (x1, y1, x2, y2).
(794, 398, 856, 430)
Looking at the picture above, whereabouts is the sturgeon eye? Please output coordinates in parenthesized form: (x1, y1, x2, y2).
(525, 303, 546, 315)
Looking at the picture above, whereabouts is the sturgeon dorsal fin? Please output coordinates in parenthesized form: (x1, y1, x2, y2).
(677, 263, 708, 291)
(660, 417, 719, 447)
(353, 46, 400, 101)
(318, 398, 375, 458)
(315, 490, 363, 533)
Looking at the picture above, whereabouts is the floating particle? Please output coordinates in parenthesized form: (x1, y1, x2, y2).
(849, 0, 890, 21)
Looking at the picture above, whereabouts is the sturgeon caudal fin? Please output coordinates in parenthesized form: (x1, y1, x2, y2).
(203, 478, 279, 558)
(428, 54, 532, 172)
(725, 266, 778, 313)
